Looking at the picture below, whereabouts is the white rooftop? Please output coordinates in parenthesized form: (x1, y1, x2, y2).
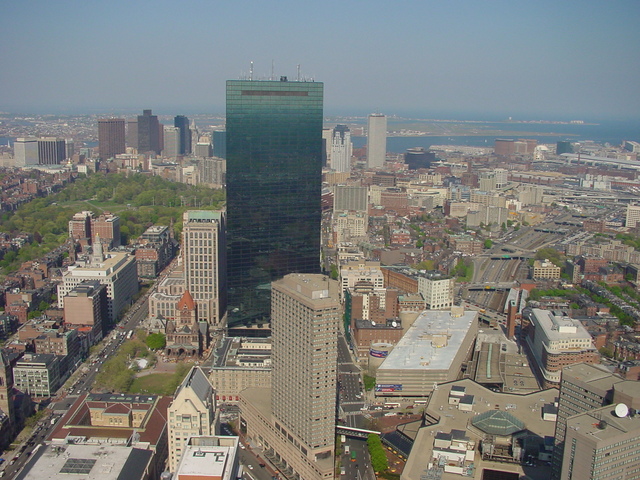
(175, 436, 239, 480)
(378, 309, 477, 371)
(531, 308, 592, 340)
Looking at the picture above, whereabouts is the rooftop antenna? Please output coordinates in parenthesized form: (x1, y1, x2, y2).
(297, 64, 301, 82)
(249, 61, 254, 81)
(271, 60, 275, 81)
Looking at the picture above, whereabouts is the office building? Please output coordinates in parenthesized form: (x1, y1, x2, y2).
(525, 309, 599, 387)
(195, 141, 213, 158)
(63, 280, 108, 341)
(174, 115, 191, 155)
(57, 250, 138, 326)
(212, 130, 226, 158)
(13, 137, 39, 167)
(137, 109, 161, 155)
(163, 125, 180, 158)
(182, 210, 226, 325)
(626, 204, 640, 228)
(167, 366, 218, 472)
(404, 147, 435, 170)
(330, 124, 352, 173)
(533, 259, 561, 279)
(173, 436, 240, 480)
(366, 113, 387, 168)
(240, 274, 340, 480)
(13, 353, 61, 397)
(97, 118, 126, 159)
(551, 363, 625, 478)
(417, 271, 453, 310)
(226, 78, 323, 325)
(333, 185, 368, 213)
(38, 137, 66, 164)
(91, 213, 121, 248)
(127, 119, 138, 149)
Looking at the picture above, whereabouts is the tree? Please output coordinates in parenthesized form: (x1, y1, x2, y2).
(146, 333, 166, 350)
(367, 434, 389, 473)
(483, 239, 493, 249)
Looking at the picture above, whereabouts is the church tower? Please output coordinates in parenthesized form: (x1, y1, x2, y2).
(0, 349, 15, 428)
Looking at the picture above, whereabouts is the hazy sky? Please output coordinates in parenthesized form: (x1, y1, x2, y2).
(1, 0, 639, 120)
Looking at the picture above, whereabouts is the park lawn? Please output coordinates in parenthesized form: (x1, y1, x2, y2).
(129, 373, 176, 395)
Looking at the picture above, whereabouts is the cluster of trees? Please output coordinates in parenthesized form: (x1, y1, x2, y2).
(367, 433, 389, 473)
(616, 233, 640, 252)
(452, 258, 473, 282)
(534, 247, 566, 268)
(94, 337, 155, 392)
(0, 172, 225, 273)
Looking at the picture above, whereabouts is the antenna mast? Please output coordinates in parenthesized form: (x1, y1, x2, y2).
(297, 64, 301, 81)
(249, 61, 254, 81)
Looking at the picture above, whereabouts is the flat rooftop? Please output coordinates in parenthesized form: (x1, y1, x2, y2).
(531, 308, 593, 342)
(379, 309, 477, 371)
(16, 444, 152, 480)
(402, 378, 558, 480)
(176, 437, 239, 480)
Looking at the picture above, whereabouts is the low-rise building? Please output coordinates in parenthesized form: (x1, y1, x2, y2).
(173, 436, 240, 480)
(533, 259, 561, 279)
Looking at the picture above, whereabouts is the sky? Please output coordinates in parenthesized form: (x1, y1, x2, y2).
(1, 0, 639, 120)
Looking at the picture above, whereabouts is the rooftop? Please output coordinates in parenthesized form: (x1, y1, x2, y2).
(379, 309, 477, 371)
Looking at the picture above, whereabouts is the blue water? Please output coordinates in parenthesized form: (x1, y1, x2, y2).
(352, 118, 640, 153)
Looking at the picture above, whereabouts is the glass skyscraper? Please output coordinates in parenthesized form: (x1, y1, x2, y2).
(226, 78, 324, 326)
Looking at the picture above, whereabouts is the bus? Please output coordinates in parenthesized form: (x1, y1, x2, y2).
(384, 402, 400, 409)
(414, 400, 427, 405)
(126, 330, 133, 340)
(351, 450, 357, 462)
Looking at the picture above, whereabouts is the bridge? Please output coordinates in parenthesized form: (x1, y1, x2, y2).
(336, 425, 380, 439)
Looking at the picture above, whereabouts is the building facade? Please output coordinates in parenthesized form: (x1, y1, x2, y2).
(226, 79, 323, 325)
(330, 124, 352, 173)
(167, 366, 218, 472)
(182, 210, 226, 326)
(367, 113, 387, 168)
(137, 109, 160, 155)
(174, 115, 191, 155)
(98, 118, 126, 159)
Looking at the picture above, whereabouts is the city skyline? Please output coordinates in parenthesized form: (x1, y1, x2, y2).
(1, 1, 639, 120)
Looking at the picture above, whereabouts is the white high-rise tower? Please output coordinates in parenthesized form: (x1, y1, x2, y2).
(367, 113, 387, 168)
(331, 124, 352, 173)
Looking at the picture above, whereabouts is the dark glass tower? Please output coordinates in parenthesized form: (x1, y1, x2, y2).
(174, 115, 191, 155)
(137, 109, 160, 155)
(226, 79, 324, 326)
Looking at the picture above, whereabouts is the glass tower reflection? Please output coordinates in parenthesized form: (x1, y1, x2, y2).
(226, 79, 323, 326)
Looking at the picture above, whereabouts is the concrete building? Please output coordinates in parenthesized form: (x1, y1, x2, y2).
(13, 137, 39, 167)
(333, 212, 368, 244)
(417, 271, 453, 310)
(340, 261, 384, 296)
(376, 308, 478, 397)
(333, 185, 368, 213)
(167, 366, 218, 472)
(182, 210, 226, 326)
(137, 109, 161, 155)
(551, 363, 624, 477)
(163, 125, 180, 158)
(16, 444, 154, 480)
(524, 309, 599, 386)
(626, 204, 640, 228)
(68, 211, 93, 243)
(57, 250, 138, 326)
(13, 353, 61, 397)
(330, 124, 352, 173)
(367, 113, 387, 168)
(240, 274, 341, 480)
(47, 393, 170, 479)
(63, 280, 108, 341)
(208, 337, 271, 404)
(533, 259, 561, 279)
(173, 436, 240, 480)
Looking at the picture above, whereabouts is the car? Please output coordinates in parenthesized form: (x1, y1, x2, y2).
(248, 465, 254, 470)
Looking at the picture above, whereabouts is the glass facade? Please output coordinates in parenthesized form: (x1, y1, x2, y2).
(226, 79, 324, 326)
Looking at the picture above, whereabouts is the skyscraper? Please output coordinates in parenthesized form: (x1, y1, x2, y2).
(163, 126, 180, 158)
(13, 137, 38, 167)
(226, 78, 323, 325)
(182, 210, 226, 326)
(239, 274, 340, 480)
(174, 115, 191, 155)
(367, 113, 387, 168)
(330, 124, 352, 173)
(37, 137, 66, 164)
(137, 109, 160, 155)
(98, 119, 125, 159)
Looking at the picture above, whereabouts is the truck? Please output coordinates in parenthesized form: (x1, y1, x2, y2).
(350, 450, 357, 462)
(344, 445, 350, 455)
